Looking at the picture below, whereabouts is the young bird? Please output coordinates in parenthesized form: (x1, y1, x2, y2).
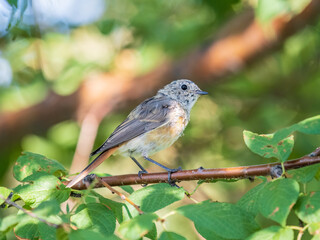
(67, 79, 208, 188)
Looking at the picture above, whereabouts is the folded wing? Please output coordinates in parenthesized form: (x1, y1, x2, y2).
(90, 96, 173, 156)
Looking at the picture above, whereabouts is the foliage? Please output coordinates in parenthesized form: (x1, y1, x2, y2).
(1, 0, 320, 239)
(0, 116, 320, 239)
(244, 116, 320, 163)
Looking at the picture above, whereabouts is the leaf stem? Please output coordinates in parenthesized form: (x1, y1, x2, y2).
(98, 178, 144, 215)
(287, 223, 309, 240)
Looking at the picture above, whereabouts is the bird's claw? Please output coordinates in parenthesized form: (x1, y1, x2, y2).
(270, 165, 283, 179)
(137, 170, 148, 187)
(138, 170, 148, 179)
(167, 167, 182, 188)
(83, 174, 97, 185)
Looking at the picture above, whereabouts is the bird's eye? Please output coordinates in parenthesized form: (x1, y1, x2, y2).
(181, 84, 188, 90)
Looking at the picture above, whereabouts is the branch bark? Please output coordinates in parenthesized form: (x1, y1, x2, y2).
(64, 154, 320, 190)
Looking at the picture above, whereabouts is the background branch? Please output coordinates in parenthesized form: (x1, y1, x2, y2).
(1, 0, 320, 152)
(64, 154, 320, 190)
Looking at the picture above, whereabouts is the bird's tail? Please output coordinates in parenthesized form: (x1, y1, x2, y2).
(66, 146, 119, 188)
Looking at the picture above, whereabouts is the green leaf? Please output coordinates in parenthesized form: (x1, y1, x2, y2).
(312, 235, 320, 240)
(7, 0, 18, 8)
(13, 152, 67, 182)
(93, 192, 124, 223)
(123, 183, 185, 220)
(145, 223, 157, 240)
(69, 229, 120, 240)
(258, 178, 299, 226)
(14, 200, 62, 240)
(0, 215, 21, 234)
(296, 115, 320, 134)
(14, 174, 70, 208)
(255, 0, 310, 24)
(159, 231, 186, 240)
(56, 227, 69, 240)
(289, 164, 320, 183)
(237, 178, 268, 215)
(243, 130, 294, 162)
(118, 213, 158, 240)
(308, 223, 320, 236)
(0, 187, 13, 205)
(32, 199, 62, 218)
(246, 226, 294, 240)
(38, 222, 57, 240)
(295, 191, 320, 224)
(177, 201, 259, 240)
(120, 185, 134, 194)
(14, 217, 40, 239)
(243, 115, 320, 162)
(71, 203, 116, 236)
(256, 0, 291, 23)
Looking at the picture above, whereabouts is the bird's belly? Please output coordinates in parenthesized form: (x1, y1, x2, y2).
(118, 115, 188, 157)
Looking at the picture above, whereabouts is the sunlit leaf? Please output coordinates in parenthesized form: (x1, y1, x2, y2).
(258, 178, 299, 226)
(177, 201, 259, 239)
(308, 223, 320, 237)
(289, 164, 320, 184)
(246, 226, 293, 240)
(14, 200, 62, 240)
(14, 174, 70, 208)
(296, 115, 320, 134)
(118, 213, 158, 240)
(256, 0, 290, 23)
(71, 203, 116, 236)
(13, 152, 67, 182)
(123, 183, 185, 220)
(237, 178, 268, 215)
(68, 229, 120, 240)
(0, 187, 13, 205)
(243, 130, 294, 162)
(87, 191, 124, 223)
(244, 115, 320, 162)
(295, 191, 320, 224)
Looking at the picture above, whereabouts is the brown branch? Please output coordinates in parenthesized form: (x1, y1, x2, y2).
(187, 0, 320, 80)
(64, 154, 320, 190)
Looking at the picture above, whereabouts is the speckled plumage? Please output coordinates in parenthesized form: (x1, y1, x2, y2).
(67, 79, 207, 188)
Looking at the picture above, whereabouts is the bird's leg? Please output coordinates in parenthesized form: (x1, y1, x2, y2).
(130, 157, 148, 178)
(143, 156, 182, 187)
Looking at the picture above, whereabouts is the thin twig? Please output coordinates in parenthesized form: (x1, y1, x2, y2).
(64, 151, 320, 190)
(0, 194, 60, 228)
(288, 224, 309, 240)
(98, 178, 144, 215)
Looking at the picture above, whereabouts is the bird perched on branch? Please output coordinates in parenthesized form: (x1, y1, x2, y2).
(67, 79, 208, 188)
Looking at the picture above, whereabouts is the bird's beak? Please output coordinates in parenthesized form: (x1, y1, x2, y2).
(195, 90, 208, 95)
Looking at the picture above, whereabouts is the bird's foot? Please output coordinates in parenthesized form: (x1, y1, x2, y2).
(138, 170, 149, 187)
(167, 166, 182, 188)
(270, 165, 283, 179)
(83, 174, 97, 185)
(138, 169, 148, 179)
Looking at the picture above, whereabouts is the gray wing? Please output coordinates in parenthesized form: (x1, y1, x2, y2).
(90, 96, 174, 156)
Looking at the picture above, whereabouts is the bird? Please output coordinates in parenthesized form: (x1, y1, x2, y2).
(66, 79, 208, 188)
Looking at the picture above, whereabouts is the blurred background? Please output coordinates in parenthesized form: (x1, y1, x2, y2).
(1, 0, 320, 238)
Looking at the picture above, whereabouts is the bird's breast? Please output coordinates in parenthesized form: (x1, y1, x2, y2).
(118, 105, 188, 157)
